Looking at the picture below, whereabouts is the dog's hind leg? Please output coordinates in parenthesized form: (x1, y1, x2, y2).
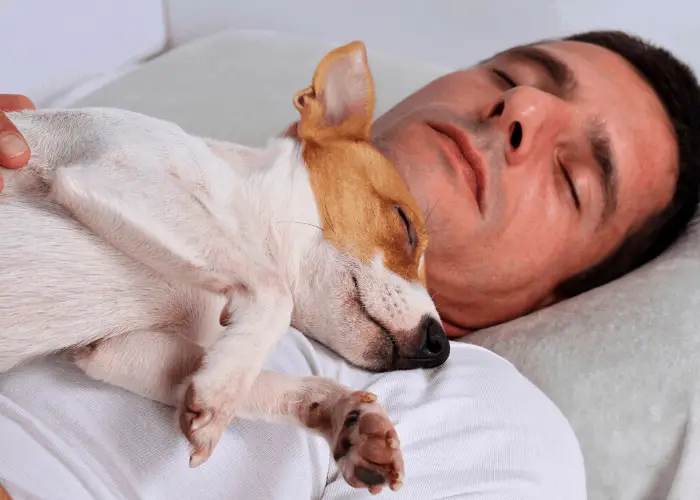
(73, 330, 203, 407)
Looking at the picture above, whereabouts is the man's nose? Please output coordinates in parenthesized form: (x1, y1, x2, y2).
(487, 87, 559, 167)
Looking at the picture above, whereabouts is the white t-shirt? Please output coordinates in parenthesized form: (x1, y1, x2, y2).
(0, 329, 586, 500)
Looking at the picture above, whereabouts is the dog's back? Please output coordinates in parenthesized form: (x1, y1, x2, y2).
(4, 108, 218, 192)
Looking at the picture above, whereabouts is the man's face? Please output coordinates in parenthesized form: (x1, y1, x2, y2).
(371, 40, 677, 336)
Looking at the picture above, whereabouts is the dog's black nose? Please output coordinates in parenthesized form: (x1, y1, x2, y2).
(394, 316, 450, 370)
(419, 316, 450, 360)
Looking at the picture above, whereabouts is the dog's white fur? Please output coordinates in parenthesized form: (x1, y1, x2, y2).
(0, 42, 447, 492)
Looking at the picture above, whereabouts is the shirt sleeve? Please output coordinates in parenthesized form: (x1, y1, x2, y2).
(318, 342, 587, 500)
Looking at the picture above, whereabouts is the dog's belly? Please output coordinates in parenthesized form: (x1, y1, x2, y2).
(0, 198, 218, 370)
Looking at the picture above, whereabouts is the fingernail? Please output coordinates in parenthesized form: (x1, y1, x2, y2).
(0, 133, 28, 158)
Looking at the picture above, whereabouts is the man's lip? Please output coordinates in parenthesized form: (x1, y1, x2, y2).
(428, 122, 486, 213)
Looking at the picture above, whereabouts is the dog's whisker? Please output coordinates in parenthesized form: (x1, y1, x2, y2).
(429, 291, 444, 308)
(426, 227, 450, 236)
(424, 200, 439, 225)
(276, 220, 323, 231)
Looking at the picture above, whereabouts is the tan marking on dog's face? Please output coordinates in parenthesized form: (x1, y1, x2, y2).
(417, 255, 427, 287)
(292, 41, 428, 283)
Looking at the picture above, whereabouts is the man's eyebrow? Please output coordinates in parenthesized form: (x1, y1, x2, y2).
(588, 120, 619, 221)
(499, 45, 578, 98)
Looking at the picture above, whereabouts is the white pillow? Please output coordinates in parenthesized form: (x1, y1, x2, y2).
(70, 29, 449, 145)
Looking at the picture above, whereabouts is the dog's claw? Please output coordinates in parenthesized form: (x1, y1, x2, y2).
(176, 372, 256, 467)
(189, 445, 212, 468)
(178, 382, 228, 467)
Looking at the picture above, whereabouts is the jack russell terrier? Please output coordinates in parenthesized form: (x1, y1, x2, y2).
(0, 41, 449, 494)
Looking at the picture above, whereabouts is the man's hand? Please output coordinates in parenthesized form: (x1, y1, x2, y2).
(0, 94, 34, 193)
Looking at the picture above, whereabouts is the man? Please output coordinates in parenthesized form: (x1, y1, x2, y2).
(0, 30, 698, 499)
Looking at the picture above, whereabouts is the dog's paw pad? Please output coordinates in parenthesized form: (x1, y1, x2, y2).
(331, 391, 404, 493)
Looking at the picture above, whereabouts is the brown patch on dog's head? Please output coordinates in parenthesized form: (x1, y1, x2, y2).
(292, 41, 428, 284)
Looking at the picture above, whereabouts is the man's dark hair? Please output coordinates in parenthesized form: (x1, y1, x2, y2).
(553, 29, 700, 299)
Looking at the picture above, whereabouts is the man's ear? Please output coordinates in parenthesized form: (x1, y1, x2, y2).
(294, 41, 375, 142)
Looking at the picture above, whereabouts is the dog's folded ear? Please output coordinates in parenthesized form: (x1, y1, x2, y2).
(294, 41, 375, 142)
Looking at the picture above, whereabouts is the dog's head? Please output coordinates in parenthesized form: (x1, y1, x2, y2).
(288, 41, 449, 372)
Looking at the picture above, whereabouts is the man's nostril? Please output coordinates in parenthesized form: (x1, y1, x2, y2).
(490, 100, 505, 118)
(510, 121, 523, 149)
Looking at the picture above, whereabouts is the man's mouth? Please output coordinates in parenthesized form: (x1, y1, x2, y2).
(427, 122, 486, 213)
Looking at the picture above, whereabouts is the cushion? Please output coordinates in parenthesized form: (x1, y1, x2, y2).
(69, 29, 449, 146)
(67, 28, 699, 500)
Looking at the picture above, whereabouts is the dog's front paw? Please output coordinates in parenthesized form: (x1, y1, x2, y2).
(330, 391, 404, 494)
(178, 381, 238, 467)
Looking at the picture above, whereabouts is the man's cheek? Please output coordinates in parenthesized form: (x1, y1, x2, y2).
(504, 173, 561, 227)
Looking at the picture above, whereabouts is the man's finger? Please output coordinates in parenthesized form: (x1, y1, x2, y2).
(0, 94, 35, 112)
(0, 111, 30, 169)
(0, 95, 34, 169)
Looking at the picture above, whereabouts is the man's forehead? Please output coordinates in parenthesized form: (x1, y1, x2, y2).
(532, 40, 659, 101)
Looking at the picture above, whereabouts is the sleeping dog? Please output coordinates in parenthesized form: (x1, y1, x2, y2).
(0, 41, 449, 494)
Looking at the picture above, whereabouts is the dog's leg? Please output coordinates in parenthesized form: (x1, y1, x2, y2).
(72, 330, 203, 407)
(74, 331, 404, 494)
(179, 279, 294, 466)
(49, 165, 236, 294)
(237, 371, 405, 494)
(50, 163, 294, 464)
